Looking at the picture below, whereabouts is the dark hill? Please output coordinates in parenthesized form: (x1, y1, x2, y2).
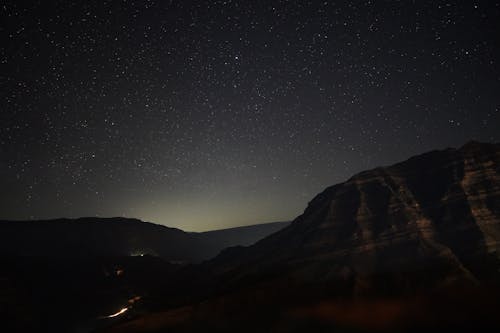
(0, 218, 289, 332)
(0, 217, 289, 263)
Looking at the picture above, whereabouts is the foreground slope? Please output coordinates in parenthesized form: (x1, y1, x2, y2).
(0, 219, 289, 332)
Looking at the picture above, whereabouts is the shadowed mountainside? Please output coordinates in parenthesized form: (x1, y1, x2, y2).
(201, 141, 500, 294)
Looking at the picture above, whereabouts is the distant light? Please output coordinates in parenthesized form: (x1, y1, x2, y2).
(130, 249, 158, 257)
(128, 295, 142, 304)
(104, 307, 128, 318)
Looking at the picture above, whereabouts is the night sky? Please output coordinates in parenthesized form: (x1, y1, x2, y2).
(1, 1, 500, 231)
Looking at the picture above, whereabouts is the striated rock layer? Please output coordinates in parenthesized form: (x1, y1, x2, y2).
(207, 141, 500, 295)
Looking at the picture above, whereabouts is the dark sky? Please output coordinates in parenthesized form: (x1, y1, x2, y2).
(1, 1, 499, 231)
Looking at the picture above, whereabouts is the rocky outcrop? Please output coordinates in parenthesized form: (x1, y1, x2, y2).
(206, 141, 500, 295)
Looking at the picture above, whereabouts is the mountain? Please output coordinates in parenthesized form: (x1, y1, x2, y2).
(0, 218, 289, 263)
(203, 141, 500, 294)
(106, 141, 500, 332)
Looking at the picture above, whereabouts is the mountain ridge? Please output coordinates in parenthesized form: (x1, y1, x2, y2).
(197, 141, 500, 295)
(0, 217, 290, 262)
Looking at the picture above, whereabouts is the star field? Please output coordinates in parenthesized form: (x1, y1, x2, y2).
(1, 1, 500, 231)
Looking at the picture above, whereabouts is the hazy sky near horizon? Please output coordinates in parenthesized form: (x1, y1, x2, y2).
(2, 1, 500, 231)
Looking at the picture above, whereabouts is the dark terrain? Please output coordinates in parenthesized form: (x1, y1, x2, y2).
(2, 141, 500, 332)
(0, 218, 290, 262)
(103, 141, 500, 332)
(0, 219, 289, 332)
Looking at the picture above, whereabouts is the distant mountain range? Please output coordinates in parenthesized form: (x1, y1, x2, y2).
(0, 218, 290, 262)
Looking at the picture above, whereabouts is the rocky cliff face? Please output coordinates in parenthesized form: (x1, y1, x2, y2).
(208, 141, 500, 295)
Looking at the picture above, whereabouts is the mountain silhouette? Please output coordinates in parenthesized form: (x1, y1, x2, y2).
(0, 218, 289, 263)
